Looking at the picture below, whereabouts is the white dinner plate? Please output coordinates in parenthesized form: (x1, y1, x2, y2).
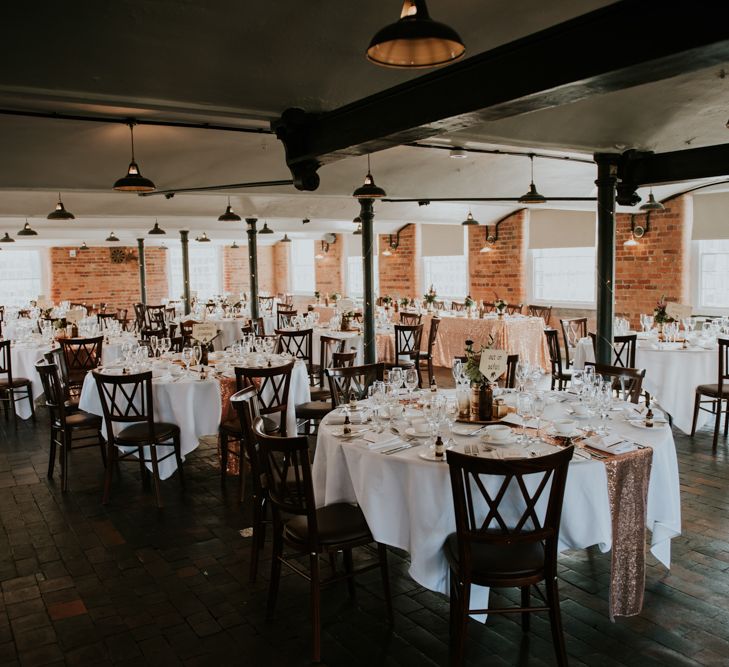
(330, 426, 369, 438)
(628, 419, 668, 430)
(480, 433, 517, 446)
(418, 446, 449, 462)
(405, 427, 432, 439)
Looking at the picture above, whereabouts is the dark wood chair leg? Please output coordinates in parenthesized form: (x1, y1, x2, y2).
(138, 447, 149, 488)
(378, 542, 393, 624)
(690, 392, 700, 437)
(102, 443, 116, 504)
(342, 548, 356, 599)
(173, 434, 185, 489)
(310, 552, 321, 664)
(27, 387, 35, 421)
(149, 445, 163, 508)
(724, 400, 729, 439)
(520, 585, 531, 632)
(47, 428, 57, 479)
(219, 431, 229, 482)
(237, 457, 246, 504)
(266, 518, 283, 620)
(249, 496, 263, 583)
(713, 400, 722, 453)
(98, 432, 107, 468)
(545, 576, 568, 667)
(452, 579, 470, 667)
(9, 389, 18, 429)
(61, 429, 69, 493)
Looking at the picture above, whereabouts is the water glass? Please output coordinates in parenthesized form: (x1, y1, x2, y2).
(516, 393, 533, 443)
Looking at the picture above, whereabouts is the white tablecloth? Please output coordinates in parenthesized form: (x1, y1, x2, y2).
(573, 337, 718, 434)
(313, 391, 681, 610)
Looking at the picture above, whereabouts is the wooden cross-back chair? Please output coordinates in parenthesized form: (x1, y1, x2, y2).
(276, 309, 297, 330)
(325, 363, 385, 406)
(143, 305, 167, 338)
(559, 318, 587, 368)
(0, 339, 34, 425)
(507, 303, 524, 316)
(96, 312, 118, 330)
(527, 304, 552, 326)
(692, 338, 729, 452)
(253, 418, 392, 664)
(234, 361, 294, 437)
(544, 329, 571, 391)
(445, 446, 574, 666)
(399, 312, 422, 326)
(583, 362, 645, 403)
(588, 332, 637, 369)
(394, 323, 424, 382)
(249, 317, 266, 336)
(259, 296, 275, 312)
(92, 370, 184, 507)
(133, 303, 146, 332)
(451, 301, 466, 312)
(275, 328, 313, 376)
(418, 317, 441, 386)
(60, 336, 104, 391)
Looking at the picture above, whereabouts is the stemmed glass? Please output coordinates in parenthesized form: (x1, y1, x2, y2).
(389, 367, 404, 396)
(516, 393, 533, 443)
(121, 341, 134, 367)
(452, 358, 463, 388)
(598, 381, 613, 435)
(404, 368, 419, 402)
(191, 344, 202, 370)
(181, 346, 193, 375)
(149, 335, 158, 358)
(445, 398, 458, 445)
(160, 337, 171, 357)
(571, 370, 584, 401)
(532, 393, 545, 442)
(516, 360, 531, 392)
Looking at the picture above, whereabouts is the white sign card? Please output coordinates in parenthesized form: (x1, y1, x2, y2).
(665, 302, 693, 321)
(479, 350, 508, 383)
(192, 323, 217, 343)
(64, 308, 84, 323)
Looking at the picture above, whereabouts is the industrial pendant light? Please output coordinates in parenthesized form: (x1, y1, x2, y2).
(17, 220, 37, 236)
(218, 197, 242, 222)
(47, 193, 75, 220)
(106, 231, 120, 242)
(280, 234, 292, 243)
(353, 155, 387, 198)
(259, 222, 274, 234)
(517, 155, 547, 204)
(479, 244, 492, 253)
(113, 123, 156, 192)
(353, 223, 363, 235)
(640, 190, 665, 212)
(230, 240, 240, 249)
(148, 219, 166, 235)
(366, 0, 465, 69)
(0, 232, 15, 242)
(79, 241, 89, 250)
(461, 210, 478, 226)
(196, 232, 211, 242)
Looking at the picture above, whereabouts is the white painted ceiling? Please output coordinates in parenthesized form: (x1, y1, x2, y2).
(0, 0, 727, 246)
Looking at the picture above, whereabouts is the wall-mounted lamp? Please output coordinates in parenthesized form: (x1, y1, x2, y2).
(382, 223, 411, 256)
(315, 233, 337, 259)
(478, 219, 503, 253)
(624, 212, 651, 247)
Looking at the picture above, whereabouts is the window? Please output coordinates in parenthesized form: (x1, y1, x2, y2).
(531, 247, 596, 304)
(698, 239, 729, 308)
(347, 257, 363, 297)
(290, 239, 315, 294)
(422, 256, 467, 300)
(0, 250, 43, 306)
(168, 246, 221, 301)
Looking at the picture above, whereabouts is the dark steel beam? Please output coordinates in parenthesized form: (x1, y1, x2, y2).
(137, 238, 147, 304)
(620, 144, 729, 188)
(273, 0, 729, 189)
(359, 199, 376, 365)
(246, 218, 260, 322)
(139, 179, 294, 198)
(180, 230, 191, 315)
(594, 154, 620, 366)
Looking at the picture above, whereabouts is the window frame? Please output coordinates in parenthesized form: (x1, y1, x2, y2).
(288, 238, 316, 296)
(0, 247, 47, 307)
(167, 244, 223, 301)
(527, 246, 597, 309)
(693, 239, 729, 314)
(421, 255, 468, 302)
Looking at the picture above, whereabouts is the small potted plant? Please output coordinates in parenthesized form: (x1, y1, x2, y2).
(494, 297, 507, 317)
(340, 310, 355, 332)
(423, 285, 438, 311)
(654, 295, 675, 337)
(330, 292, 341, 304)
(463, 337, 495, 421)
(399, 296, 409, 310)
(464, 295, 475, 317)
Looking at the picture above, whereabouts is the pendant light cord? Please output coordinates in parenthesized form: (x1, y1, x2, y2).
(129, 123, 136, 162)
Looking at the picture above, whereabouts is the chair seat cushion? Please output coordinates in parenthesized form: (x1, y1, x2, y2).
(444, 532, 545, 582)
(697, 384, 729, 398)
(116, 421, 180, 444)
(65, 410, 102, 429)
(296, 401, 333, 420)
(284, 503, 372, 546)
(309, 387, 330, 401)
(219, 418, 242, 436)
(0, 377, 32, 389)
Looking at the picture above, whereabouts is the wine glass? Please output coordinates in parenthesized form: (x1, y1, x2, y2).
(404, 368, 418, 402)
(452, 358, 463, 387)
(532, 392, 545, 442)
(571, 370, 584, 400)
(598, 381, 613, 435)
(445, 398, 458, 445)
(181, 346, 193, 375)
(389, 367, 404, 395)
(121, 340, 133, 366)
(149, 335, 158, 358)
(516, 393, 533, 443)
(191, 344, 202, 369)
(516, 360, 531, 392)
(160, 337, 171, 357)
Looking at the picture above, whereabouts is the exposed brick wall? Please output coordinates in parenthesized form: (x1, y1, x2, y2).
(272, 242, 290, 295)
(378, 224, 420, 300)
(614, 195, 692, 328)
(223, 244, 276, 296)
(315, 234, 345, 295)
(468, 209, 527, 306)
(50, 246, 168, 311)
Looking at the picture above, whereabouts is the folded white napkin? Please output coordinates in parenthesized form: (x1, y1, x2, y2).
(328, 411, 367, 425)
(500, 414, 539, 429)
(585, 434, 637, 454)
(362, 432, 400, 450)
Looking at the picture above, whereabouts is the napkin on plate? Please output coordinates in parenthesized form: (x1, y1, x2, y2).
(328, 411, 368, 425)
(361, 432, 400, 450)
(585, 434, 637, 454)
(500, 414, 539, 428)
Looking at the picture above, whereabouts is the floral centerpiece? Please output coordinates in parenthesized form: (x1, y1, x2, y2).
(399, 297, 409, 309)
(314, 290, 320, 303)
(381, 294, 393, 306)
(424, 285, 437, 310)
(464, 295, 475, 309)
(653, 295, 675, 324)
(330, 292, 341, 303)
(340, 310, 356, 331)
(494, 297, 507, 316)
(463, 337, 496, 421)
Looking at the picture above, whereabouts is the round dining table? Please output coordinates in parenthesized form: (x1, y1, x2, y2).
(313, 389, 681, 618)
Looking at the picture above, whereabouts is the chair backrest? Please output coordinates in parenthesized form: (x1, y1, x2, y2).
(399, 312, 422, 326)
(275, 328, 313, 375)
(507, 303, 524, 316)
(451, 301, 465, 312)
(259, 296, 274, 312)
(559, 318, 587, 367)
(446, 446, 573, 578)
(92, 370, 156, 441)
(253, 418, 319, 549)
(35, 361, 72, 427)
(326, 362, 385, 406)
(501, 354, 519, 389)
(433, 300, 445, 311)
(332, 350, 357, 369)
(394, 324, 423, 359)
(240, 323, 254, 336)
(544, 329, 564, 379)
(588, 332, 637, 369)
(426, 317, 441, 353)
(249, 317, 266, 336)
(97, 312, 117, 330)
(234, 360, 295, 436)
(0, 339, 14, 384)
(230, 386, 265, 497)
(277, 309, 297, 329)
(719, 338, 729, 395)
(527, 304, 552, 326)
(583, 362, 646, 403)
(60, 336, 104, 387)
(318, 335, 346, 385)
(133, 303, 146, 330)
(205, 302, 216, 314)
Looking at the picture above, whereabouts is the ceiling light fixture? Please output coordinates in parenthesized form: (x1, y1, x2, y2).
(79, 241, 89, 250)
(0, 232, 15, 243)
(196, 232, 211, 242)
(624, 213, 650, 246)
(280, 234, 292, 243)
(231, 240, 239, 249)
(302, 217, 311, 225)
(17, 220, 37, 236)
(449, 147, 468, 159)
(479, 220, 502, 252)
(47, 193, 75, 220)
(148, 219, 166, 235)
(353, 155, 387, 198)
(518, 154, 547, 204)
(353, 224, 362, 235)
(218, 196, 242, 222)
(258, 221, 274, 234)
(366, 0, 465, 69)
(106, 231, 120, 242)
(113, 123, 156, 192)
(639, 190, 665, 212)
(461, 210, 478, 226)
(382, 223, 410, 255)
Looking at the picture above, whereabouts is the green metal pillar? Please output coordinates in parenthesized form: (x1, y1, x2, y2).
(137, 238, 147, 304)
(594, 153, 620, 365)
(246, 218, 260, 321)
(180, 230, 191, 315)
(359, 199, 376, 364)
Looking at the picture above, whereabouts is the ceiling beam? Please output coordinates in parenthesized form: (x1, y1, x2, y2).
(273, 0, 729, 190)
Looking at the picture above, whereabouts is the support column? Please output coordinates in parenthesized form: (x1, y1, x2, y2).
(359, 199, 376, 364)
(246, 218, 260, 321)
(180, 230, 191, 315)
(594, 153, 620, 366)
(137, 238, 147, 304)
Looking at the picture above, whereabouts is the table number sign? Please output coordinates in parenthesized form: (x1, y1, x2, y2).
(665, 302, 692, 321)
(479, 350, 508, 383)
(192, 322, 217, 343)
(64, 308, 84, 323)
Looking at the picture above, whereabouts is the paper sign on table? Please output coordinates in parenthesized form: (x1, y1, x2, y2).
(192, 323, 218, 343)
(665, 302, 692, 321)
(479, 350, 508, 383)
(64, 308, 84, 323)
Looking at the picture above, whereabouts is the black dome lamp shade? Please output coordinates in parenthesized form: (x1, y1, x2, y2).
(640, 190, 665, 212)
(47, 193, 75, 220)
(461, 210, 478, 226)
(17, 220, 37, 236)
(106, 231, 120, 242)
(148, 219, 166, 235)
(113, 123, 156, 192)
(218, 196, 242, 222)
(0, 232, 15, 242)
(353, 155, 387, 198)
(366, 0, 465, 69)
(259, 221, 274, 234)
(517, 155, 547, 205)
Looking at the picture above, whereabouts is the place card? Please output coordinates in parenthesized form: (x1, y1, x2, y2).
(64, 308, 84, 323)
(665, 302, 692, 321)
